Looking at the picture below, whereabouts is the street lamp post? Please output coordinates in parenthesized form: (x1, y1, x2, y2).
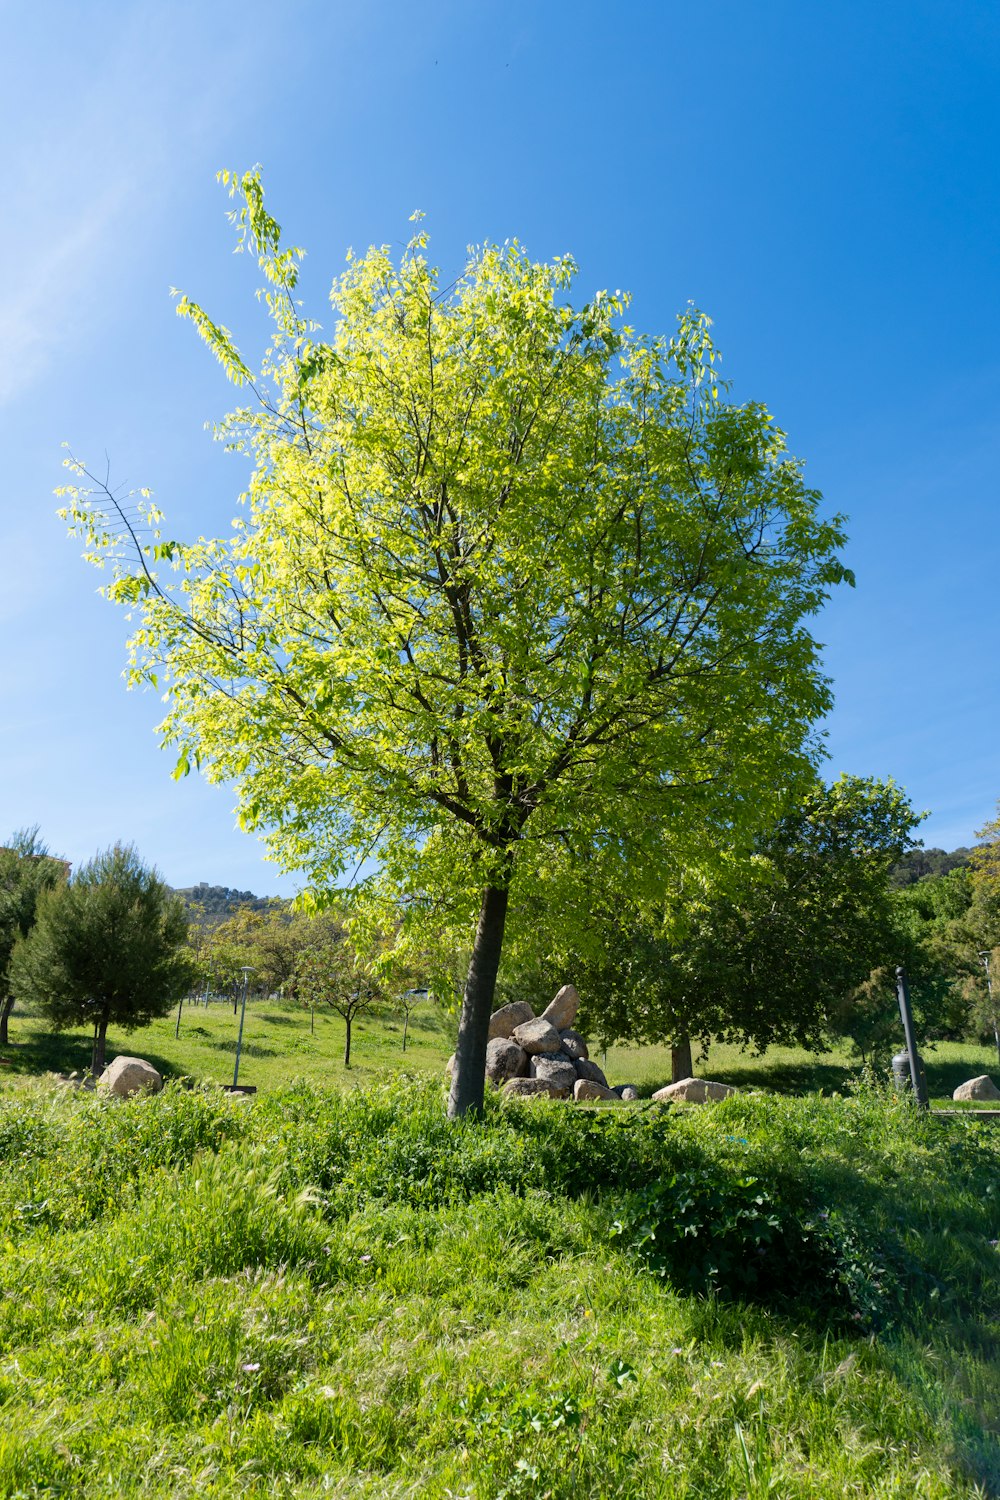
(233, 966, 254, 1089)
(400, 988, 429, 1052)
(978, 950, 1000, 1068)
(895, 965, 929, 1110)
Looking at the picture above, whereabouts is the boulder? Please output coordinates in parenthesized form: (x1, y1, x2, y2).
(488, 1001, 534, 1040)
(613, 1084, 640, 1102)
(541, 984, 580, 1031)
(502, 1077, 564, 1100)
(529, 1055, 577, 1096)
(574, 1078, 619, 1102)
(446, 1053, 456, 1075)
(512, 1017, 563, 1055)
(559, 1027, 589, 1061)
(99, 1056, 163, 1099)
(952, 1074, 1000, 1102)
(574, 1057, 609, 1088)
(485, 1036, 530, 1086)
(652, 1077, 735, 1104)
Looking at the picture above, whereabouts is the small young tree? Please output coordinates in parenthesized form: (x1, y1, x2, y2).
(293, 938, 381, 1067)
(0, 828, 67, 1046)
(61, 171, 853, 1115)
(10, 843, 195, 1073)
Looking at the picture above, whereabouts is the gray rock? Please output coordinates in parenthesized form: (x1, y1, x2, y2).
(512, 1017, 563, 1055)
(488, 1001, 534, 1040)
(501, 1077, 564, 1100)
(574, 1078, 619, 1102)
(541, 983, 580, 1031)
(445, 1053, 456, 1075)
(529, 1055, 577, 1097)
(574, 1057, 608, 1087)
(559, 1028, 589, 1061)
(485, 1036, 530, 1086)
(651, 1076, 735, 1103)
(617, 1085, 640, 1102)
(952, 1074, 1000, 1102)
(99, 1056, 163, 1099)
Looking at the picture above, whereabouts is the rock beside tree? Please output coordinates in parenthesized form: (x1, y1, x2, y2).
(99, 1056, 163, 1099)
(457, 987, 638, 1102)
(651, 1077, 736, 1103)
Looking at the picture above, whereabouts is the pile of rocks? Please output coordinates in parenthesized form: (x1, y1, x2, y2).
(475, 984, 638, 1103)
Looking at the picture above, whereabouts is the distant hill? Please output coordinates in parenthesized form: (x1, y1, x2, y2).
(173, 883, 288, 929)
(890, 846, 973, 889)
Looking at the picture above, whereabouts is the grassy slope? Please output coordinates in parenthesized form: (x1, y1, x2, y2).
(0, 1078, 997, 1498)
(2, 997, 998, 1103)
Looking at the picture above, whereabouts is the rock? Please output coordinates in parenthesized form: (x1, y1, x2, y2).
(613, 1084, 640, 1102)
(445, 1053, 456, 1075)
(529, 1055, 577, 1096)
(651, 1076, 735, 1104)
(99, 1056, 163, 1099)
(488, 1001, 534, 1040)
(952, 1074, 1000, 1102)
(574, 1078, 619, 1102)
(541, 984, 580, 1031)
(501, 1077, 564, 1100)
(485, 1036, 530, 1086)
(574, 1057, 609, 1088)
(559, 1027, 589, 1061)
(512, 1017, 563, 1055)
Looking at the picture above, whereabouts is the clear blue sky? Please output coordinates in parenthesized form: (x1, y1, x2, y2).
(2, 0, 998, 896)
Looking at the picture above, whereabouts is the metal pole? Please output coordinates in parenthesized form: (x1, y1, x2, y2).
(175, 990, 184, 1040)
(233, 966, 253, 1089)
(895, 965, 929, 1109)
(978, 951, 1000, 1068)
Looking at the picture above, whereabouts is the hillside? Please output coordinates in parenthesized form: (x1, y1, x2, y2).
(173, 883, 288, 930)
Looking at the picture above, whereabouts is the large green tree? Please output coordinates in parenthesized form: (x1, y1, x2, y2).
(10, 844, 195, 1073)
(0, 828, 67, 1046)
(61, 170, 852, 1115)
(496, 777, 922, 1071)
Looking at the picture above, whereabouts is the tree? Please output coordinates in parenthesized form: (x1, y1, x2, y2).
(0, 828, 67, 1046)
(10, 844, 196, 1073)
(60, 170, 853, 1115)
(293, 937, 381, 1067)
(499, 777, 922, 1071)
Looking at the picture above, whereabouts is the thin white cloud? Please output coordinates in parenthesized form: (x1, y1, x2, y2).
(0, 189, 124, 405)
(0, 0, 267, 407)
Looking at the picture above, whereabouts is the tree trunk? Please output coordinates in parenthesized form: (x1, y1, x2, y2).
(93, 1014, 109, 1076)
(344, 1012, 352, 1069)
(671, 1038, 693, 1083)
(0, 994, 14, 1047)
(448, 884, 510, 1120)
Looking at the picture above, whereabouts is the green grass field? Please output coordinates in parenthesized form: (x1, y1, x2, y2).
(0, 1074, 996, 1497)
(2, 993, 998, 1105)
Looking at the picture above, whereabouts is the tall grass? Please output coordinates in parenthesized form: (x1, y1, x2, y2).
(0, 1077, 996, 1496)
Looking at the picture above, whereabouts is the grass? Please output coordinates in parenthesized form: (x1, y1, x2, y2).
(0, 1075, 996, 1497)
(2, 996, 998, 1105)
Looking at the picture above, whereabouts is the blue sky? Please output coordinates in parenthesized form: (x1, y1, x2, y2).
(2, 0, 998, 895)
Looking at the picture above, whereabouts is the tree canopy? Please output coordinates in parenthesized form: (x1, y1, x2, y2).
(496, 775, 922, 1063)
(61, 170, 853, 1114)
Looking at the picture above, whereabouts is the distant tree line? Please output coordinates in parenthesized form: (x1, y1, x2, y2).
(4, 794, 999, 1084)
